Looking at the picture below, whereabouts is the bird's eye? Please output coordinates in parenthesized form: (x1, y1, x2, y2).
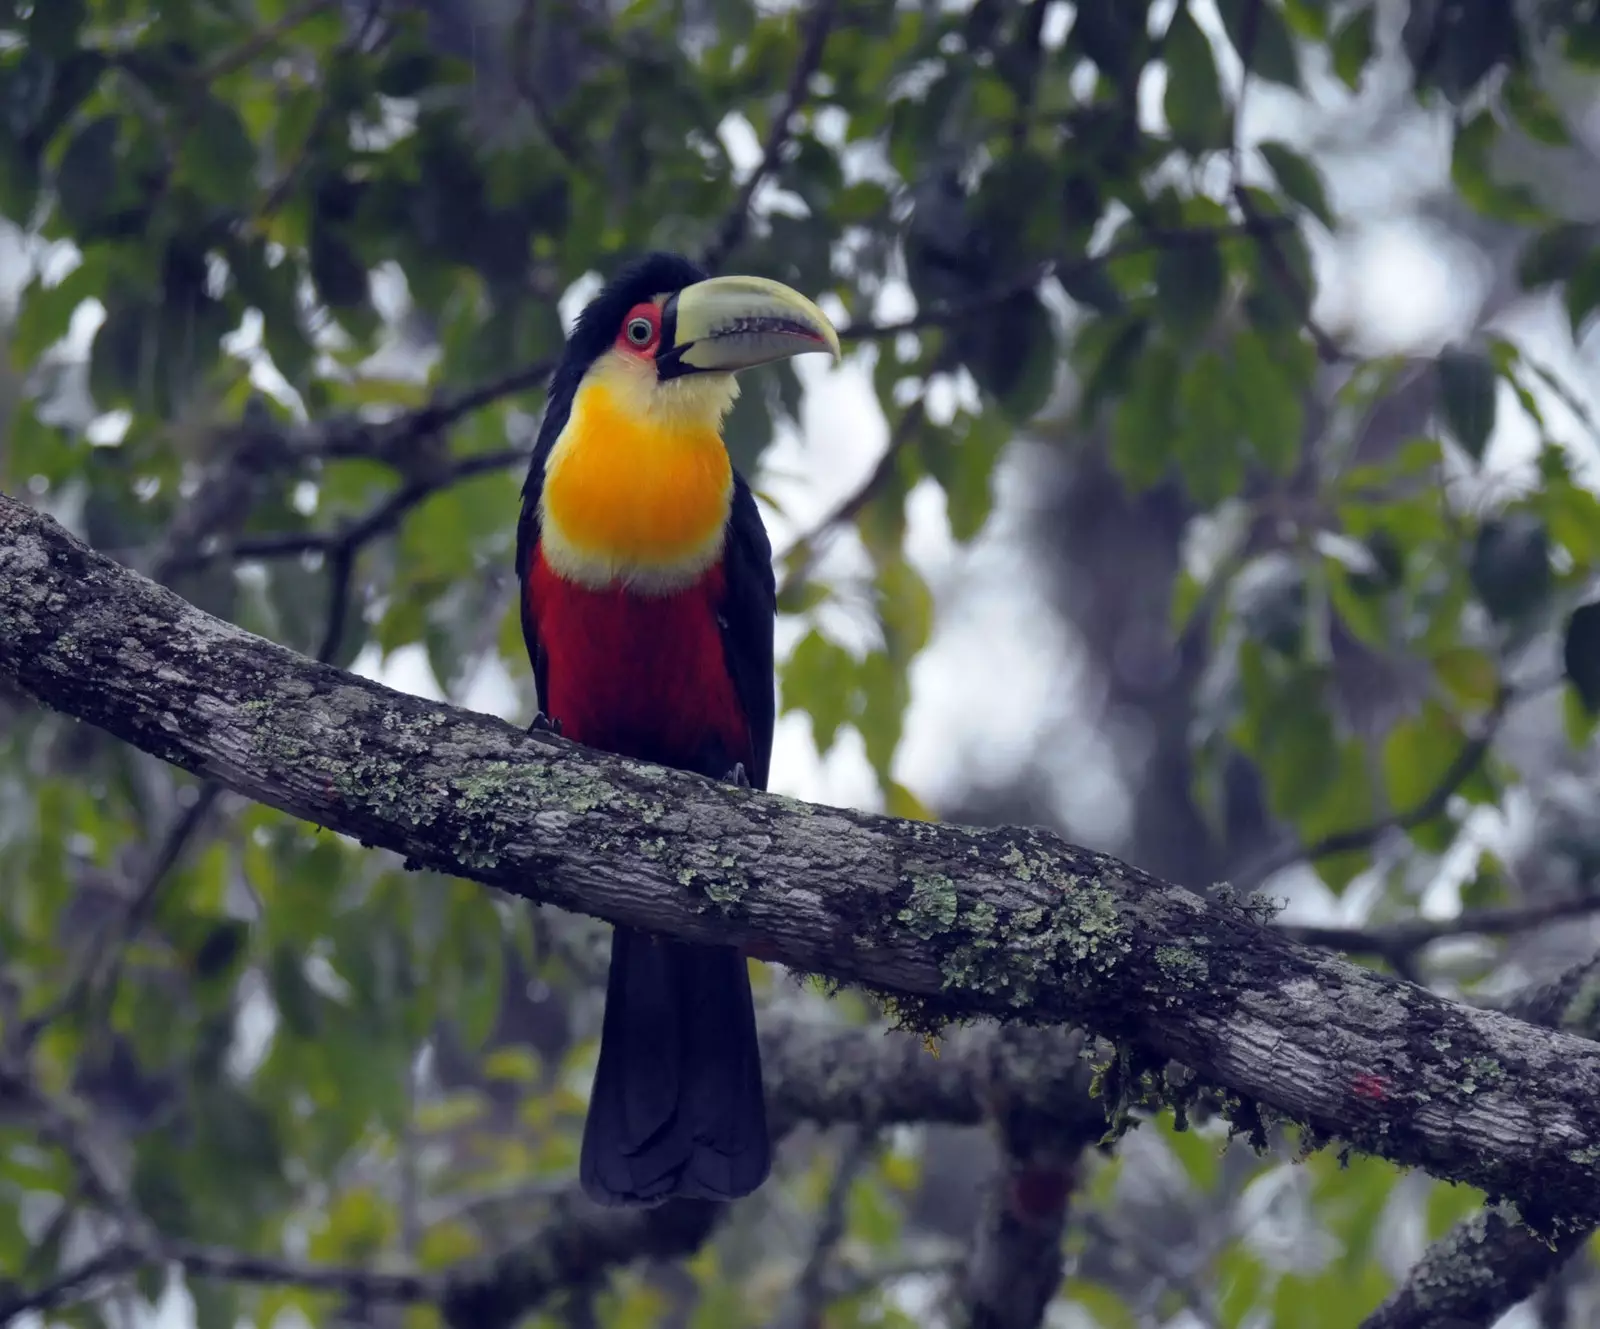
(626, 317, 654, 345)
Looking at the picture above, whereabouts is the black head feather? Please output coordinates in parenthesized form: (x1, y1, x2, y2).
(520, 252, 708, 517)
(530, 252, 706, 467)
(558, 252, 707, 381)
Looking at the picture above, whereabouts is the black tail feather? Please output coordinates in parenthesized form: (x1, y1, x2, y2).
(579, 926, 770, 1206)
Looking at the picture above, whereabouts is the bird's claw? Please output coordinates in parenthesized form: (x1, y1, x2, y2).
(723, 762, 751, 789)
(529, 711, 563, 737)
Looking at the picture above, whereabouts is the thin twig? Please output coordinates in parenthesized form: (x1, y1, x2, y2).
(1231, 183, 1345, 363)
(16, 787, 220, 1051)
(1238, 683, 1514, 891)
(776, 1129, 880, 1329)
(509, 0, 587, 168)
(1281, 896, 1600, 962)
(773, 394, 930, 603)
(1227, 0, 1262, 195)
(0, 1245, 141, 1320)
(837, 218, 1292, 343)
(198, 0, 336, 84)
(170, 446, 530, 572)
(701, 0, 839, 274)
(259, 0, 389, 217)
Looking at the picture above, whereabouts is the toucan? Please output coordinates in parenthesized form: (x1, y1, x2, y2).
(515, 253, 841, 1206)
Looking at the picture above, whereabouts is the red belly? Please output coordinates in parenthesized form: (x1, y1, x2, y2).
(526, 547, 752, 774)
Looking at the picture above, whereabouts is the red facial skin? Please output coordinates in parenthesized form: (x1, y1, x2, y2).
(613, 301, 663, 360)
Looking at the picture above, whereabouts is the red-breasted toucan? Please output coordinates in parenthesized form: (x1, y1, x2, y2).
(516, 253, 841, 1206)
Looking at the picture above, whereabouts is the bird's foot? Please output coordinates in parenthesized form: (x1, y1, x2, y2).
(723, 762, 751, 789)
(529, 711, 563, 737)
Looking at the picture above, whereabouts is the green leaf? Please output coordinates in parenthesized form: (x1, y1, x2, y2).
(1076, 313, 1150, 421)
(269, 944, 322, 1038)
(1432, 647, 1499, 710)
(781, 630, 857, 754)
(1435, 348, 1497, 461)
(1565, 251, 1600, 338)
(1299, 739, 1376, 894)
(1242, 207, 1315, 333)
(1111, 337, 1181, 490)
(1564, 684, 1600, 749)
(1256, 679, 1339, 818)
(27, 0, 85, 56)
(308, 225, 370, 309)
(1258, 140, 1333, 228)
(1382, 700, 1469, 816)
(55, 114, 119, 232)
(183, 97, 258, 206)
(1231, 329, 1304, 472)
(1216, 0, 1303, 87)
(876, 555, 935, 659)
(1156, 240, 1224, 340)
(1404, 0, 1520, 102)
(1073, 2, 1149, 80)
(986, 296, 1058, 425)
(1504, 68, 1569, 146)
(1469, 514, 1551, 623)
(941, 410, 1008, 543)
(1056, 259, 1123, 314)
(856, 649, 909, 779)
(1174, 351, 1243, 505)
(1451, 111, 1542, 224)
(1563, 602, 1600, 713)
(1063, 1280, 1138, 1329)
(1331, 7, 1376, 89)
(1518, 223, 1595, 290)
(1162, 5, 1228, 149)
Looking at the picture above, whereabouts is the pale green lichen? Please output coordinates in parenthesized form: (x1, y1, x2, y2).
(1458, 1055, 1506, 1095)
(935, 875, 1133, 1007)
(1000, 844, 1035, 881)
(897, 874, 959, 940)
(677, 862, 749, 913)
(1155, 944, 1210, 995)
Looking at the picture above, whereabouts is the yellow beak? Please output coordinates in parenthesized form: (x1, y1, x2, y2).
(658, 275, 842, 379)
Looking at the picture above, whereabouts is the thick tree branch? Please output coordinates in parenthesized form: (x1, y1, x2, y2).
(1362, 1207, 1589, 1329)
(1363, 952, 1600, 1329)
(958, 1036, 1097, 1329)
(5, 491, 1600, 1234)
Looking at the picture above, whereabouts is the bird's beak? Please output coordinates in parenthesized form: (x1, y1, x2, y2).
(657, 275, 842, 379)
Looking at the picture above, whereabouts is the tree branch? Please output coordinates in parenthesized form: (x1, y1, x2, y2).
(1280, 896, 1600, 964)
(165, 446, 529, 573)
(5, 490, 1600, 1233)
(957, 1031, 1100, 1329)
(775, 391, 931, 603)
(1362, 952, 1600, 1329)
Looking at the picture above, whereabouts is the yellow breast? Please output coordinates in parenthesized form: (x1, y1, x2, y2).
(539, 370, 735, 593)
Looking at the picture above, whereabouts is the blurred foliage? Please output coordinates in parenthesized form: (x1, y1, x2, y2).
(6, 0, 1600, 1325)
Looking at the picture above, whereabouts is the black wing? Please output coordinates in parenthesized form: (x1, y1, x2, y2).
(719, 472, 777, 792)
(515, 362, 582, 713)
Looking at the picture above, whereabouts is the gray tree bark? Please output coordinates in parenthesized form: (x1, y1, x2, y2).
(5, 489, 1600, 1234)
